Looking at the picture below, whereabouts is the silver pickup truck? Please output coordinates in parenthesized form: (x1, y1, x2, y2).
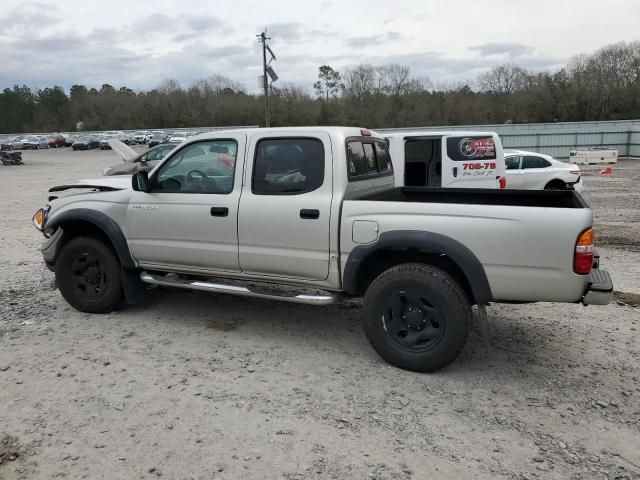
(32, 127, 613, 372)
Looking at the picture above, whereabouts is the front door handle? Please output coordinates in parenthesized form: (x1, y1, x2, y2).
(300, 209, 320, 220)
(210, 207, 229, 217)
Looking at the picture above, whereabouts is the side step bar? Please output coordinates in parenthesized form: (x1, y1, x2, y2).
(139, 271, 342, 306)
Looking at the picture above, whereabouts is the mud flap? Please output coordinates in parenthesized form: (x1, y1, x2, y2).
(122, 268, 146, 305)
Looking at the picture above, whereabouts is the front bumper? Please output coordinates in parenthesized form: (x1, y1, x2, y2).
(582, 269, 613, 305)
(41, 227, 64, 271)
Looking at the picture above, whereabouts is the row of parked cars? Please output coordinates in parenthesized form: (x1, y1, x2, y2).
(0, 129, 203, 152)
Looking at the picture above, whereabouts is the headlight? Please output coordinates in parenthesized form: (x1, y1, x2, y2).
(32, 207, 49, 231)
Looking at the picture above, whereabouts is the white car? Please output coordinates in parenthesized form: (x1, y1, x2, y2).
(504, 150, 583, 192)
(132, 132, 149, 144)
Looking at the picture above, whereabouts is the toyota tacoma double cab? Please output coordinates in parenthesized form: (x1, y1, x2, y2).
(32, 127, 613, 372)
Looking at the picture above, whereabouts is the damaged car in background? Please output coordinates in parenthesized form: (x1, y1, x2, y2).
(103, 140, 174, 176)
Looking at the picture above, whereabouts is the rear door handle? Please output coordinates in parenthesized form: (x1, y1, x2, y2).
(210, 207, 229, 217)
(452, 167, 458, 178)
(300, 209, 320, 219)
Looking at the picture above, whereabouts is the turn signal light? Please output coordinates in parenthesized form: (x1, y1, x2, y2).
(574, 228, 594, 275)
(32, 209, 45, 231)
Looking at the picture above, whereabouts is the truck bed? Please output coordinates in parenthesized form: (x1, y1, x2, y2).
(357, 187, 588, 209)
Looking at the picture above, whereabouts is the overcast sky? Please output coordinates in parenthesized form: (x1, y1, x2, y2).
(1, 0, 639, 94)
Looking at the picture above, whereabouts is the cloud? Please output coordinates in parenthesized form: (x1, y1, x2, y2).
(130, 13, 232, 41)
(0, 2, 61, 34)
(266, 22, 304, 41)
(468, 42, 536, 57)
(0, 10, 252, 92)
(344, 32, 403, 48)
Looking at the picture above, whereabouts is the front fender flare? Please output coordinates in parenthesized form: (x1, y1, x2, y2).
(45, 208, 135, 269)
(342, 230, 493, 304)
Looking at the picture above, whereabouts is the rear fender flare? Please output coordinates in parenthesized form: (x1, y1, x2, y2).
(342, 230, 493, 303)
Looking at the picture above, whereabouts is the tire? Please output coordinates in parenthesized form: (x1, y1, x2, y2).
(544, 180, 566, 190)
(363, 263, 472, 372)
(55, 236, 123, 313)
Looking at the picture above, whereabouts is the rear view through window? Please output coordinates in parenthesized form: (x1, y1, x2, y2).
(347, 139, 393, 180)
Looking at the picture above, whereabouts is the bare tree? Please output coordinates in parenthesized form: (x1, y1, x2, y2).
(341, 64, 376, 102)
(377, 64, 411, 96)
(479, 63, 528, 95)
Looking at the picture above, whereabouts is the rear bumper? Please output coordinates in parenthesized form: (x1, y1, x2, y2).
(582, 269, 613, 305)
(570, 176, 584, 193)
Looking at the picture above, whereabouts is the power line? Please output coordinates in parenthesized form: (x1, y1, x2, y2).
(257, 30, 277, 128)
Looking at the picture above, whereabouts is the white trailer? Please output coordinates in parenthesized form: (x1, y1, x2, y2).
(569, 148, 618, 165)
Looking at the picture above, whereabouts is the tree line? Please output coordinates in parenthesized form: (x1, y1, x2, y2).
(1, 41, 639, 134)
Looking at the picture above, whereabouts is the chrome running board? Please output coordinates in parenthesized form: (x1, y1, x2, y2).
(139, 271, 342, 306)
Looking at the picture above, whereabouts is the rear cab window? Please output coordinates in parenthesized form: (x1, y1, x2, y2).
(346, 137, 393, 181)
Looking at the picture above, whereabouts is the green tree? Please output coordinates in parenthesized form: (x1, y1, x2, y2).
(313, 65, 342, 100)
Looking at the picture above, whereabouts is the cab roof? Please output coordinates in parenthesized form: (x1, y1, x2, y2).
(192, 126, 385, 141)
(383, 130, 498, 139)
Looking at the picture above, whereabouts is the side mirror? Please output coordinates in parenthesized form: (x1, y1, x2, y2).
(132, 171, 150, 192)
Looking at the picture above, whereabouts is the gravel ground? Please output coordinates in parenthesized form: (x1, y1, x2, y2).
(1, 148, 639, 480)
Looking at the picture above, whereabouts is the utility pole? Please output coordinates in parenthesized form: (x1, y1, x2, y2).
(258, 31, 270, 127)
(257, 30, 277, 128)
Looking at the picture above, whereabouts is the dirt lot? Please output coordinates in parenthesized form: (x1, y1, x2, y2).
(1, 148, 639, 480)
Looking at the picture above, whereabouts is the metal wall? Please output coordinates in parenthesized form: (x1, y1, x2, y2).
(379, 119, 640, 159)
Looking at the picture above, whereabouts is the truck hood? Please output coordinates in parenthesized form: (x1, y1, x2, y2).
(49, 176, 132, 192)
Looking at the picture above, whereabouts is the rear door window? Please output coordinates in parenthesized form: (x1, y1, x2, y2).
(505, 156, 521, 170)
(522, 156, 551, 169)
(252, 138, 325, 195)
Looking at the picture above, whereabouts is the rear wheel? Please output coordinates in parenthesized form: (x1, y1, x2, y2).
(544, 180, 566, 190)
(55, 236, 123, 313)
(363, 263, 471, 372)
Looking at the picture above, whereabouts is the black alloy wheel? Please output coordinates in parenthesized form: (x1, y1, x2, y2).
(363, 263, 472, 372)
(56, 236, 123, 313)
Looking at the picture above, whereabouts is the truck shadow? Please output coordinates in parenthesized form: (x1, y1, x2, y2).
(133, 288, 591, 384)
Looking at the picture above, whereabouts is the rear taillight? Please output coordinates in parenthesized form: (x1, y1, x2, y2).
(498, 177, 507, 189)
(574, 228, 594, 275)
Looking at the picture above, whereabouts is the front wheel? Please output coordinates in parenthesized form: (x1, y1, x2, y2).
(363, 263, 471, 372)
(55, 236, 123, 313)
